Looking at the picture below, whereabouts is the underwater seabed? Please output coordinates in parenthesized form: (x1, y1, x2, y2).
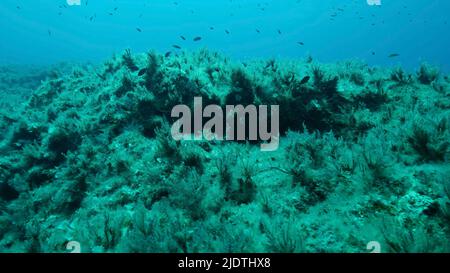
(0, 49, 449, 253)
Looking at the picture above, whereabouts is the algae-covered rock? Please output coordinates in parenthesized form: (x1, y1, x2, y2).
(0, 50, 449, 253)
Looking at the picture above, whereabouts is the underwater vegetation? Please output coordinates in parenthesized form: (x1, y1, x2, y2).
(0, 65, 70, 110)
(0, 49, 449, 253)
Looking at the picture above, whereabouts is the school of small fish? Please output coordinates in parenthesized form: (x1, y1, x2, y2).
(13, 1, 448, 59)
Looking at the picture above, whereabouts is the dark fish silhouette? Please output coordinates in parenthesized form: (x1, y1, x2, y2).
(165, 51, 172, 57)
(173, 45, 182, 49)
(180, 36, 186, 40)
(297, 42, 304, 46)
(136, 28, 142, 32)
(193, 36, 202, 42)
(300, 76, 310, 84)
(388, 53, 400, 58)
(225, 30, 230, 34)
(138, 68, 147, 76)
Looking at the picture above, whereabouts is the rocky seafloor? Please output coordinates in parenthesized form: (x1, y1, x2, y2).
(0, 49, 449, 253)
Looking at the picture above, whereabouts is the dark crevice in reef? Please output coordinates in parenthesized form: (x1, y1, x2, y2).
(0, 49, 449, 252)
(0, 182, 19, 201)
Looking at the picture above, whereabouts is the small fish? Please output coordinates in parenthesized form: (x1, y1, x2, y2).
(388, 53, 400, 58)
(277, 29, 282, 34)
(297, 41, 304, 46)
(300, 76, 310, 85)
(172, 45, 182, 49)
(210, 26, 215, 30)
(180, 36, 186, 41)
(193, 36, 202, 42)
(225, 30, 230, 34)
(256, 29, 261, 33)
(136, 28, 142, 32)
(165, 51, 172, 57)
(138, 68, 147, 76)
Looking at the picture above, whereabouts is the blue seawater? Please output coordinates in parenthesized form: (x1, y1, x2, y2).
(0, 0, 449, 70)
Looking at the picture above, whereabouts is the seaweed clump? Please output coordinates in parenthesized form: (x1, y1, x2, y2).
(417, 63, 440, 85)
